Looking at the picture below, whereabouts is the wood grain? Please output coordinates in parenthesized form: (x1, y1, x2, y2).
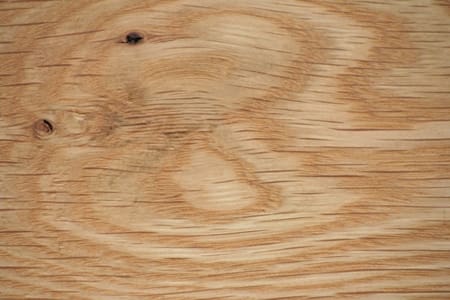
(1, 0, 449, 299)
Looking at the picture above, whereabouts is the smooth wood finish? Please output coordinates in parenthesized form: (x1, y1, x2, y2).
(1, 0, 449, 299)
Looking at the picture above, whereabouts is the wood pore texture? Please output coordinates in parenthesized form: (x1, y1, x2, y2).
(0, 0, 450, 299)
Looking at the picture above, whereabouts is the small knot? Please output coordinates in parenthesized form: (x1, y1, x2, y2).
(33, 119, 54, 138)
(124, 32, 144, 45)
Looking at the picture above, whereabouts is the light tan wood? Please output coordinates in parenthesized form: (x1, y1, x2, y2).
(1, 0, 450, 299)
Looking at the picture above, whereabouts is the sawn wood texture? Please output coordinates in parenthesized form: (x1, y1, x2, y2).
(0, 0, 450, 299)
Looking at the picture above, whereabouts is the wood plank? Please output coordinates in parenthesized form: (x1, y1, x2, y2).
(1, 0, 449, 299)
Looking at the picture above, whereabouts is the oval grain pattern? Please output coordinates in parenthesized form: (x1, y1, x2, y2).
(0, 0, 450, 299)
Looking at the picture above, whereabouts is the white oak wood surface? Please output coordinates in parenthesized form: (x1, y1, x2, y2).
(1, 0, 449, 299)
